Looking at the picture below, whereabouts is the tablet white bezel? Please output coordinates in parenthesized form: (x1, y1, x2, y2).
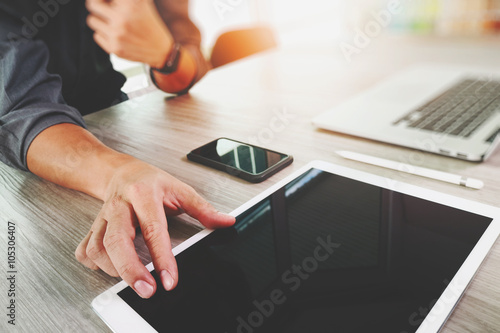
(92, 160, 500, 333)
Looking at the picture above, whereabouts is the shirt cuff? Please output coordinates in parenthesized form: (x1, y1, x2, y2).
(20, 106, 87, 171)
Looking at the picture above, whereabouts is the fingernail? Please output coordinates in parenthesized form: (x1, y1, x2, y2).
(134, 280, 155, 298)
(161, 270, 174, 291)
(218, 211, 234, 219)
(220, 212, 236, 223)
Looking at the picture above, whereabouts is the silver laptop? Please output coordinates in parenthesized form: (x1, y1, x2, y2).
(312, 64, 500, 161)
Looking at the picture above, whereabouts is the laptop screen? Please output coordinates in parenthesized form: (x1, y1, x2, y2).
(118, 168, 492, 333)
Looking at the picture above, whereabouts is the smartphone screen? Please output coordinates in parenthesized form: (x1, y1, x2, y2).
(187, 138, 293, 182)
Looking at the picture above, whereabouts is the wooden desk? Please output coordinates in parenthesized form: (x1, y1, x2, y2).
(1, 35, 500, 332)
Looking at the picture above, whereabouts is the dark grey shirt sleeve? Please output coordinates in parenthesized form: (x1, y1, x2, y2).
(0, 21, 87, 171)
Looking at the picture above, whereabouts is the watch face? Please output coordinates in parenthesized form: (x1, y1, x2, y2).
(155, 43, 181, 74)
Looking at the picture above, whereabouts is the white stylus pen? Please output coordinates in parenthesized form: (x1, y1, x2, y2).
(336, 151, 484, 190)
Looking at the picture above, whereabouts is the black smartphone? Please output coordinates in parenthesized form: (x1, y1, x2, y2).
(187, 138, 293, 183)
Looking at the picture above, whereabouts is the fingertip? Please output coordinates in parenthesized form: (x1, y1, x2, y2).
(219, 212, 236, 226)
(86, 262, 100, 271)
(160, 270, 177, 291)
(75, 248, 100, 271)
(201, 211, 236, 229)
(132, 270, 158, 299)
(133, 279, 156, 299)
(217, 212, 236, 227)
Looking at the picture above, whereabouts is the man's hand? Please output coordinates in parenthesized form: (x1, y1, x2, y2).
(74, 159, 235, 298)
(86, 0, 173, 68)
(27, 124, 235, 299)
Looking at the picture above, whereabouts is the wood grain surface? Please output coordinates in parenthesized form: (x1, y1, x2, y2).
(1, 35, 500, 332)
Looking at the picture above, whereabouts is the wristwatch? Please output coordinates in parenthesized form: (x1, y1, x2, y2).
(151, 42, 182, 75)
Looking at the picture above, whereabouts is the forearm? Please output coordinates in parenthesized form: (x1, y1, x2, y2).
(26, 123, 135, 200)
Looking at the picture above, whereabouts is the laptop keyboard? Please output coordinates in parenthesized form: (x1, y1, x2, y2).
(394, 78, 500, 138)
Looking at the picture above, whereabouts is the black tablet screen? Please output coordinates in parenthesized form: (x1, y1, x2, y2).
(119, 168, 492, 333)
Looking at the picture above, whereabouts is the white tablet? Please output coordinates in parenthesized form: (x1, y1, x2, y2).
(92, 160, 500, 333)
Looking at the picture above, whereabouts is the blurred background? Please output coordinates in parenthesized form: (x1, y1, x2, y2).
(116, 0, 500, 95)
(192, 0, 500, 47)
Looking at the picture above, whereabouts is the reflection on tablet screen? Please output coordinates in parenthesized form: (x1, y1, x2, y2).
(118, 168, 492, 333)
